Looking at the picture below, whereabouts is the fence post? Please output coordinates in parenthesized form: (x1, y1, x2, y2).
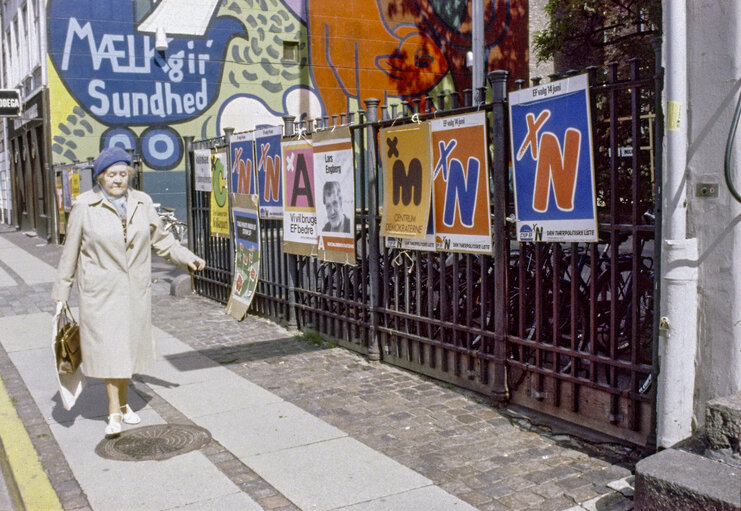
(223, 128, 236, 296)
(183, 136, 195, 271)
(487, 70, 510, 405)
(282, 115, 298, 327)
(364, 98, 382, 361)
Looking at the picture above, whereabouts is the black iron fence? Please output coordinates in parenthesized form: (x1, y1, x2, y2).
(184, 60, 659, 446)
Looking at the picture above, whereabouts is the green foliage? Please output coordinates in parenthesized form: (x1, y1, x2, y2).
(533, 0, 661, 66)
(302, 329, 336, 349)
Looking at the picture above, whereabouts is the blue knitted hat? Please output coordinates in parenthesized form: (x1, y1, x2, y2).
(93, 147, 132, 180)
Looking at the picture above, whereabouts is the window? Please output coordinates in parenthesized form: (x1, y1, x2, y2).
(21, 5, 28, 73)
(282, 40, 298, 62)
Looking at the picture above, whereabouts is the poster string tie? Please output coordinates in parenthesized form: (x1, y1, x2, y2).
(392, 249, 415, 273)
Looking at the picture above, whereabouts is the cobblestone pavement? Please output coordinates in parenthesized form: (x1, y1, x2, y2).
(0, 227, 640, 511)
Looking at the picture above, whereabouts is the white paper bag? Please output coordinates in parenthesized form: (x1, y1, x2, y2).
(52, 304, 85, 410)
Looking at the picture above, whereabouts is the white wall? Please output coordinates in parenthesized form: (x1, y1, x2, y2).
(528, 0, 554, 81)
(685, 0, 741, 424)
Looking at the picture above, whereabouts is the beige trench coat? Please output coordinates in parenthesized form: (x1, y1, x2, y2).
(52, 186, 197, 378)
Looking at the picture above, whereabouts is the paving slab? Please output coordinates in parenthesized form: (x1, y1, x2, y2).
(332, 485, 479, 511)
(0, 312, 52, 352)
(170, 491, 264, 511)
(153, 375, 284, 418)
(194, 400, 347, 458)
(50, 418, 257, 511)
(149, 353, 232, 385)
(154, 328, 202, 359)
(0, 236, 57, 285)
(7, 344, 148, 425)
(0, 265, 16, 288)
(244, 436, 432, 511)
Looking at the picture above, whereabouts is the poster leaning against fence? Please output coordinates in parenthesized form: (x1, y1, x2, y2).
(313, 127, 355, 264)
(430, 112, 492, 254)
(225, 194, 261, 321)
(379, 122, 432, 239)
(255, 126, 284, 219)
(229, 132, 256, 195)
(508, 73, 598, 243)
(281, 138, 317, 255)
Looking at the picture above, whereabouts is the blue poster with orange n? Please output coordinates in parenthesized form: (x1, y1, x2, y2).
(229, 132, 256, 195)
(255, 126, 284, 219)
(508, 74, 598, 243)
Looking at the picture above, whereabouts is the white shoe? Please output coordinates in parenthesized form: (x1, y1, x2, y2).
(105, 413, 123, 438)
(120, 404, 141, 425)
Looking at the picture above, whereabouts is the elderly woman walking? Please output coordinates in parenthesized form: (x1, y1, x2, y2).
(52, 147, 205, 437)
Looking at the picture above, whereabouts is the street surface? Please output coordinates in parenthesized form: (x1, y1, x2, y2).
(0, 226, 636, 510)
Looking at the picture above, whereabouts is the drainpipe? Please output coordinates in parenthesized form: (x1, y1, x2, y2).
(729, 1, 741, 397)
(656, 0, 699, 448)
(471, 0, 485, 104)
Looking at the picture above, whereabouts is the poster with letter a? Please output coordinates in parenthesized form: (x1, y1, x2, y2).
(282, 138, 317, 255)
(209, 149, 230, 238)
(314, 127, 355, 264)
(255, 126, 284, 219)
(229, 132, 256, 194)
(509, 73, 598, 243)
(379, 123, 432, 239)
(226, 194, 261, 321)
(430, 112, 492, 254)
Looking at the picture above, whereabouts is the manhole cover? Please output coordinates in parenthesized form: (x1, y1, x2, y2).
(95, 424, 211, 461)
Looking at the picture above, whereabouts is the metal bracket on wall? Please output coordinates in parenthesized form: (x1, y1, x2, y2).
(695, 183, 719, 197)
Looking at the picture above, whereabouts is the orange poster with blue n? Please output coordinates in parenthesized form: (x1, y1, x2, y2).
(508, 74, 598, 243)
(430, 112, 492, 254)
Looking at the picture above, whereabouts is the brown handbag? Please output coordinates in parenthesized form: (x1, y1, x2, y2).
(55, 303, 81, 375)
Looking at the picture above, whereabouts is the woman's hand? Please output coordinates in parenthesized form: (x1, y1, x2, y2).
(188, 256, 206, 272)
(55, 301, 66, 315)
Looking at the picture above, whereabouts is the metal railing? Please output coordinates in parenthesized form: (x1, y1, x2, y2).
(185, 60, 659, 445)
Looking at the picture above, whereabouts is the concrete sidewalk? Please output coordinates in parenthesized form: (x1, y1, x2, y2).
(0, 228, 638, 511)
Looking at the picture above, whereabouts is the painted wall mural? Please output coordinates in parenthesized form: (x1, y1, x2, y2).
(47, 0, 527, 172)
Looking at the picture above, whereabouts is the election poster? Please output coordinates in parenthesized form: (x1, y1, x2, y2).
(255, 126, 284, 219)
(379, 123, 432, 239)
(313, 127, 355, 264)
(69, 167, 81, 204)
(209, 149, 230, 238)
(282, 138, 317, 255)
(61, 166, 73, 212)
(55, 170, 66, 235)
(193, 148, 212, 192)
(430, 112, 492, 254)
(384, 209, 436, 251)
(509, 73, 598, 243)
(225, 194, 261, 321)
(229, 132, 256, 195)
